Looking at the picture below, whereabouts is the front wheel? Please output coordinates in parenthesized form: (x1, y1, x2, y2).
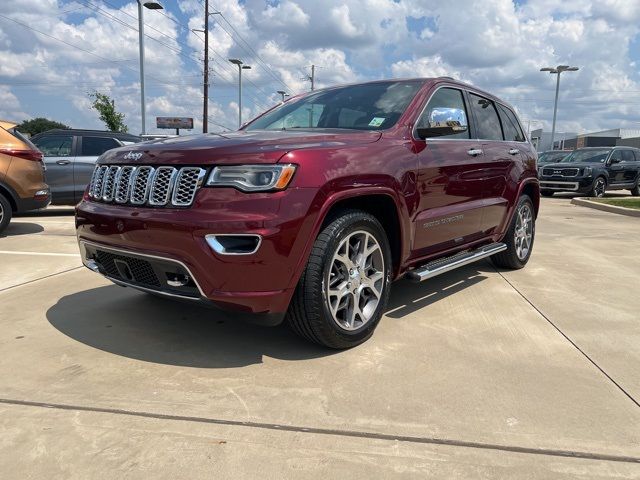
(589, 177, 607, 198)
(630, 181, 640, 197)
(491, 195, 535, 270)
(286, 210, 392, 349)
(0, 193, 12, 235)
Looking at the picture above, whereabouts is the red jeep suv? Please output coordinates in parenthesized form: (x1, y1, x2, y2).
(76, 78, 539, 348)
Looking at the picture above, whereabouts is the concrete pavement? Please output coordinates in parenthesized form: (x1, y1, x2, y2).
(0, 199, 639, 478)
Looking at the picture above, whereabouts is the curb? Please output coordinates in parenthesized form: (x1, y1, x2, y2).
(570, 198, 640, 218)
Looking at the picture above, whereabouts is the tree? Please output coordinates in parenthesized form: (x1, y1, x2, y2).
(16, 118, 69, 136)
(88, 91, 128, 133)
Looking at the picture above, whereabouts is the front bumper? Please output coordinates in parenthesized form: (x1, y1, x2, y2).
(75, 186, 321, 319)
(539, 176, 594, 193)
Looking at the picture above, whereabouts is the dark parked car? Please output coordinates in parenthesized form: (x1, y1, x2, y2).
(539, 147, 640, 197)
(31, 129, 141, 204)
(537, 150, 570, 164)
(76, 78, 539, 348)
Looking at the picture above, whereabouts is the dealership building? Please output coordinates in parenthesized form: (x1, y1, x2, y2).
(531, 128, 640, 151)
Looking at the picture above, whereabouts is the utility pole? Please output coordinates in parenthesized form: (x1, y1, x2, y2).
(202, 0, 209, 133)
(310, 64, 315, 91)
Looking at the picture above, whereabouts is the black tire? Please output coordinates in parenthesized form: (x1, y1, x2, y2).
(540, 190, 554, 197)
(491, 195, 535, 270)
(588, 176, 607, 198)
(286, 210, 392, 349)
(630, 181, 640, 196)
(0, 193, 12, 235)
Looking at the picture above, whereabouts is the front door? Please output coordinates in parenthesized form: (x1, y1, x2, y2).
(33, 134, 75, 204)
(412, 86, 485, 257)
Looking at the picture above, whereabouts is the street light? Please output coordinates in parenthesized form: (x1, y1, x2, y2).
(229, 59, 251, 128)
(277, 90, 289, 102)
(138, 1, 164, 135)
(540, 65, 579, 150)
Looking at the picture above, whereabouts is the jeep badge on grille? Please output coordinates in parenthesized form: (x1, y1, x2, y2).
(124, 151, 143, 161)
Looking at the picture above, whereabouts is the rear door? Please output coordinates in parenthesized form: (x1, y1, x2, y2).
(412, 86, 486, 256)
(75, 136, 122, 201)
(32, 134, 75, 204)
(620, 149, 639, 184)
(466, 93, 515, 235)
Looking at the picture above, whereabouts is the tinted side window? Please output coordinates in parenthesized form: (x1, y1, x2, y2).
(33, 136, 73, 157)
(469, 93, 503, 141)
(417, 88, 469, 139)
(621, 150, 635, 162)
(497, 104, 525, 142)
(81, 137, 120, 156)
(610, 150, 623, 162)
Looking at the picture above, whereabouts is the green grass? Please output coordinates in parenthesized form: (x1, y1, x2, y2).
(593, 198, 640, 210)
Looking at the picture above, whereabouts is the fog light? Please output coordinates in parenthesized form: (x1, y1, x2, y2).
(205, 234, 262, 255)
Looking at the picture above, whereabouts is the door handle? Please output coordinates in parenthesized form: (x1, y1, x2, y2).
(467, 149, 483, 157)
(508, 148, 519, 155)
(56, 159, 71, 165)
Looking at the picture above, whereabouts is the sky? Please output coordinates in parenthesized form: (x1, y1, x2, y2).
(1, 0, 640, 136)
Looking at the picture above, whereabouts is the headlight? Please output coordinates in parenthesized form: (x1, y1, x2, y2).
(538, 166, 544, 176)
(583, 166, 592, 176)
(206, 164, 296, 192)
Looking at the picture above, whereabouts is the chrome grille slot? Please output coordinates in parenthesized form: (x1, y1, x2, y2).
(114, 166, 135, 203)
(88, 164, 204, 207)
(102, 166, 120, 201)
(542, 167, 579, 177)
(130, 166, 155, 205)
(172, 168, 205, 206)
(149, 167, 177, 206)
(91, 166, 108, 199)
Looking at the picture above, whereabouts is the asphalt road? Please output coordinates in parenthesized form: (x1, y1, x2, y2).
(0, 197, 639, 479)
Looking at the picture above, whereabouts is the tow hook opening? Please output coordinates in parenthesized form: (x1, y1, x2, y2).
(166, 273, 191, 288)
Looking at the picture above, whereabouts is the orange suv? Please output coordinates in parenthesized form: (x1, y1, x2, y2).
(0, 120, 50, 234)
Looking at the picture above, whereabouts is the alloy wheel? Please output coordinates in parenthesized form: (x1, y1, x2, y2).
(325, 230, 385, 331)
(514, 204, 533, 261)
(594, 178, 606, 197)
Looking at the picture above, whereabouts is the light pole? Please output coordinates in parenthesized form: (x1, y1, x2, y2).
(137, 0, 163, 135)
(540, 65, 579, 150)
(229, 59, 251, 128)
(277, 90, 289, 102)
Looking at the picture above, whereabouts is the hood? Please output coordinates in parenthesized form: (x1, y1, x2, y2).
(99, 129, 382, 165)
(542, 162, 600, 170)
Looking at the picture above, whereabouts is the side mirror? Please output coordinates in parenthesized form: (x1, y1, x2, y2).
(416, 107, 468, 139)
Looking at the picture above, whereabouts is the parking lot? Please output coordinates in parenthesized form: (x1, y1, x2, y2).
(0, 196, 639, 478)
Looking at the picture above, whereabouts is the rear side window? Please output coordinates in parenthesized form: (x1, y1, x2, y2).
(81, 136, 121, 156)
(33, 136, 73, 157)
(621, 150, 635, 162)
(416, 87, 470, 139)
(497, 104, 525, 142)
(469, 93, 503, 141)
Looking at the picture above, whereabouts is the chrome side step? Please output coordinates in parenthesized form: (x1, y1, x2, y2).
(405, 242, 507, 282)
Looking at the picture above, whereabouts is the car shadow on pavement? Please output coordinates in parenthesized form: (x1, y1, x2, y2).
(0, 221, 44, 237)
(385, 265, 488, 319)
(47, 264, 490, 368)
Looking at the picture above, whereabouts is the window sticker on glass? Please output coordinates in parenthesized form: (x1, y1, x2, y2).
(369, 117, 386, 127)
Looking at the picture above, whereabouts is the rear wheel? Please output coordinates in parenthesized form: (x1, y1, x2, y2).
(541, 190, 554, 197)
(0, 193, 12, 234)
(491, 195, 535, 270)
(286, 210, 392, 349)
(588, 176, 607, 198)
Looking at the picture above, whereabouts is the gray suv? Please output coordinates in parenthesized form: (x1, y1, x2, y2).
(31, 129, 141, 205)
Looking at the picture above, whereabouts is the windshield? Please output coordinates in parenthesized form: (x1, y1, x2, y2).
(561, 149, 610, 163)
(538, 151, 569, 163)
(245, 81, 423, 132)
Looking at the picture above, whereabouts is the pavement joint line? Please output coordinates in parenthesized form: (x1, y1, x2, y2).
(495, 268, 640, 410)
(0, 251, 80, 257)
(1, 398, 638, 464)
(0, 266, 83, 294)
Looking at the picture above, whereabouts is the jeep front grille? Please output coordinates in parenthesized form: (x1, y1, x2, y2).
(88, 165, 206, 207)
